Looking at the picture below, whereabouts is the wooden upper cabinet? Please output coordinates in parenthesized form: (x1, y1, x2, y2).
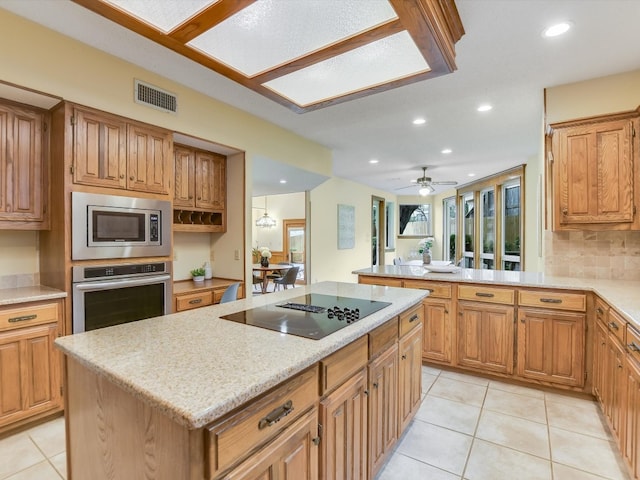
(127, 123, 171, 194)
(173, 144, 225, 210)
(72, 105, 171, 195)
(72, 107, 127, 189)
(0, 101, 47, 229)
(550, 109, 640, 230)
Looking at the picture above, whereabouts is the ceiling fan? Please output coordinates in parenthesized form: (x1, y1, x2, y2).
(397, 167, 458, 196)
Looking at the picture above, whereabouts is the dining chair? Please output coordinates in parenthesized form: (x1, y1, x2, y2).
(273, 266, 299, 291)
(252, 274, 262, 291)
(266, 262, 291, 282)
(219, 282, 240, 303)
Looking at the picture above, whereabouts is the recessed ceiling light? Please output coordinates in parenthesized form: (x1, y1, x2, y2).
(279, 179, 287, 184)
(441, 148, 452, 154)
(468, 173, 476, 177)
(477, 104, 493, 112)
(543, 22, 571, 38)
(369, 159, 379, 164)
(413, 118, 426, 125)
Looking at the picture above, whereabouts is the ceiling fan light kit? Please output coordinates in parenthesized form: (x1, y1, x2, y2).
(398, 166, 457, 195)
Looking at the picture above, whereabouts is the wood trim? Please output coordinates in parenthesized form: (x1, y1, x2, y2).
(548, 105, 640, 131)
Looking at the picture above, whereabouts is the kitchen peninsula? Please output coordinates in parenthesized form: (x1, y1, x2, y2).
(55, 281, 426, 480)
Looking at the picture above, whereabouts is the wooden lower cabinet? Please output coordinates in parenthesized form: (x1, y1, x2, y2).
(605, 331, 626, 443)
(225, 408, 319, 480)
(516, 308, 585, 387)
(625, 358, 640, 479)
(0, 323, 61, 429)
(319, 369, 368, 480)
(398, 324, 423, 434)
(457, 301, 515, 375)
(368, 344, 398, 478)
(421, 298, 453, 364)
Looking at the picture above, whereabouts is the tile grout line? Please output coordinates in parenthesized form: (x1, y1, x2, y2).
(27, 434, 65, 480)
(459, 377, 489, 480)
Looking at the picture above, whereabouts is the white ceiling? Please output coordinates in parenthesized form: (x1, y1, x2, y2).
(3, 0, 640, 196)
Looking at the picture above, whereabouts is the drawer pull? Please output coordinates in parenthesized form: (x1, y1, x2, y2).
(258, 400, 294, 430)
(8, 314, 37, 323)
(628, 342, 640, 352)
(597, 307, 604, 315)
(312, 436, 321, 446)
(188, 298, 203, 305)
(409, 314, 419, 323)
(608, 321, 620, 331)
(475, 292, 494, 298)
(540, 298, 562, 304)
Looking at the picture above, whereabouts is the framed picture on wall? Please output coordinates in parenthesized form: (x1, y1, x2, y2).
(337, 204, 355, 249)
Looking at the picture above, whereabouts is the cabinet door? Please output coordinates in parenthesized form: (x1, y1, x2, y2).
(422, 298, 452, 364)
(398, 325, 423, 434)
(625, 359, 640, 479)
(319, 369, 368, 480)
(173, 146, 195, 208)
(605, 335, 626, 443)
(555, 118, 635, 226)
(517, 308, 585, 387)
(0, 323, 61, 428)
(224, 408, 319, 480)
(195, 151, 225, 210)
(127, 123, 171, 194)
(73, 107, 127, 189)
(368, 343, 398, 478)
(458, 302, 514, 374)
(0, 103, 45, 223)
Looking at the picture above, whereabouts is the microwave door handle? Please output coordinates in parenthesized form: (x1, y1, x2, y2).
(75, 275, 171, 290)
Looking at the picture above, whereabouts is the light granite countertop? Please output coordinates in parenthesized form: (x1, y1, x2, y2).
(0, 285, 67, 306)
(55, 281, 425, 430)
(353, 266, 640, 330)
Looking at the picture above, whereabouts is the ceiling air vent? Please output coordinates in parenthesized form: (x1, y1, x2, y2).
(134, 79, 177, 114)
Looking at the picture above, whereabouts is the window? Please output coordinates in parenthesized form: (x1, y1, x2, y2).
(502, 182, 521, 271)
(443, 197, 457, 263)
(398, 204, 432, 237)
(480, 188, 495, 270)
(456, 165, 524, 271)
(462, 193, 475, 268)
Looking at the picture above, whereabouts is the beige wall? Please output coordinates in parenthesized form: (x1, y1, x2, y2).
(544, 69, 640, 279)
(0, 8, 331, 286)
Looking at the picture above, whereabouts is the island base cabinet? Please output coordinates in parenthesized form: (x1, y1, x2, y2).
(516, 308, 585, 387)
(319, 369, 368, 480)
(225, 408, 319, 480)
(421, 298, 452, 364)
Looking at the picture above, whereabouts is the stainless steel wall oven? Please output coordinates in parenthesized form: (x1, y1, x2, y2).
(72, 262, 172, 333)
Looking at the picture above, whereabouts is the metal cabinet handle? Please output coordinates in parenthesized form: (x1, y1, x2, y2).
(8, 314, 37, 323)
(628, 342, 640, 352)
(188, 298, 203, 305)
(409, 314, 419, 323)
(540, 298, 562, 304)
(258, 400, 293, 430)
(401, 354, 407, 360)
(119, 174, 124, 179)
(129, 176, 135, 181)
(597, 307, 604, 315)
(373, 382, 379, 389)
(444, 309, 449, 314)
(608, 321, 620, 331)
(312, 436, 320, 446)
(475, 292, 494, 298)
(562, 208, 568, 215)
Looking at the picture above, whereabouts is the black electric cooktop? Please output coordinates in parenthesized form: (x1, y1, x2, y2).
(220, 293, 391, 340)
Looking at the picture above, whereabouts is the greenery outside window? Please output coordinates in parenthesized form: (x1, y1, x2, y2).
(462, 193, 475, 268)
(480, 188, 495, 270)
(398, 204, 432, 237)
(443, 196, 457, 263)
(502, 181, 521, 271)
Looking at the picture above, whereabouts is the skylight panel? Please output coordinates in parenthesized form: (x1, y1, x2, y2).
(103, 0, 217, 33)
(263, 31, 430, 107)
(187, 0, 398, 77)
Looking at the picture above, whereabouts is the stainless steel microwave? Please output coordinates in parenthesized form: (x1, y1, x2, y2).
(72, 192, 171, 260)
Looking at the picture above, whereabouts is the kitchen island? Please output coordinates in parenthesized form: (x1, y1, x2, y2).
(55, 281, 426, 480)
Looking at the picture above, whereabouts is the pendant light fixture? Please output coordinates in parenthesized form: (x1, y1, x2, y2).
(256, 197, 277, 228)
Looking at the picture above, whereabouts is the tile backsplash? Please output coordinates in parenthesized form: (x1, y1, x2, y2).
(0, 273, 40, 289)
(544, 230, 640, 280)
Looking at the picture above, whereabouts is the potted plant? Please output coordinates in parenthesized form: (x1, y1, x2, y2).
(190, 267, 206, 282)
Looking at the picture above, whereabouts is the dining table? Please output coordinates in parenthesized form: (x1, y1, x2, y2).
(252, 263, 292, 294)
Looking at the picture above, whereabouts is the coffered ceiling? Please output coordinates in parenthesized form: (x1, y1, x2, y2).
(2, 1, 640, 197)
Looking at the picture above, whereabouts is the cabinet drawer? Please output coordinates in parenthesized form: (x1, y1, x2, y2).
(594, 297, 609, 323)
(320, 336, 368, 395)
(205, 367, 318, 478)
(175, 291, 213, 312)
(399, 304, 423, 337)
(518, 290, 586, 312)
(402, 280, 452, 298)
(0, 302, 59, 332)
(458, 285, 515, 305)
(608, 309, 627, 345)
(358, 276, 403, 288)
(369, 318, 398, 359)
(627, 325, 640, 365)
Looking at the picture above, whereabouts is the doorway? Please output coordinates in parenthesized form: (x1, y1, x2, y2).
(283, 219, 306, 283)
(371, 196, 385, 266)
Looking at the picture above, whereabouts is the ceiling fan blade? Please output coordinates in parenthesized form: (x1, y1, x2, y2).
(432, 181, 458, 185)
(394, 185, 419, 190)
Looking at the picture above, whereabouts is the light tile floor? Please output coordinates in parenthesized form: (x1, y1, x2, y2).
(377, 366, 630, 480)
(0, 366, 629, 480)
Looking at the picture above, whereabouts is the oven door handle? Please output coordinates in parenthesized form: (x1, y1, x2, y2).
(75, 275, 171, 291)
